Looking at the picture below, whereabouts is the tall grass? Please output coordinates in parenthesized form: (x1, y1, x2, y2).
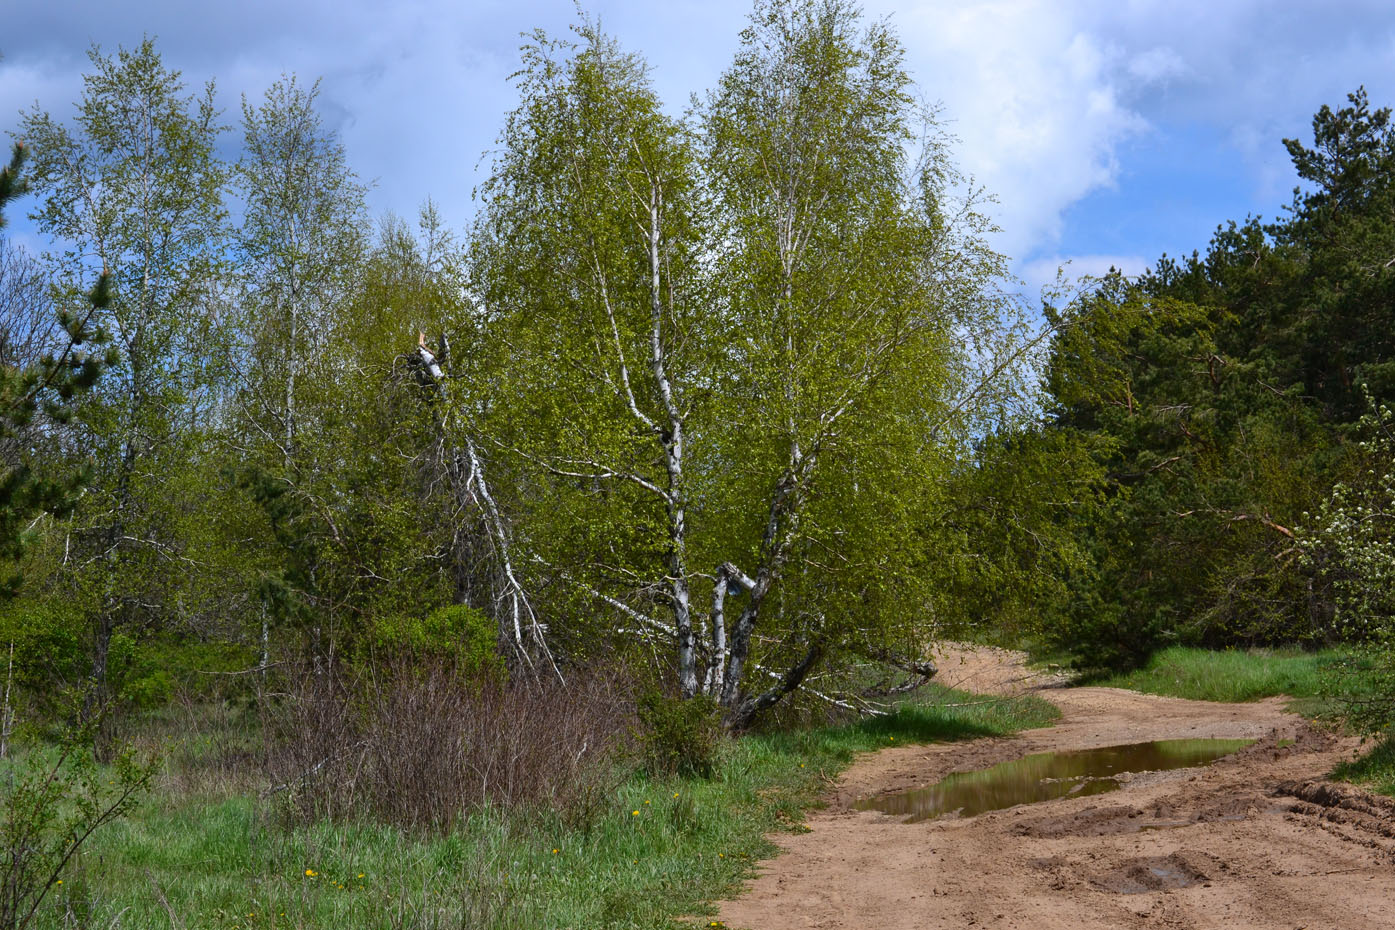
(37, 683, 1056, 929)
(1333, 734, 1395, 797)
(1096, 646, 1395, 800)
(1095, 645, 1350, 707)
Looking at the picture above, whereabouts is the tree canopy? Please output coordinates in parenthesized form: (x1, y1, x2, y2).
(464, 1, 1034, 724)
(1034, 87, 1395, 669)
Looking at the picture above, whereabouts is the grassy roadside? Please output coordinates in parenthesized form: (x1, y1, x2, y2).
(1092, 645, 1351, 714)
(45, 684, 1056, 930)
(1333, 737, 1395, 796)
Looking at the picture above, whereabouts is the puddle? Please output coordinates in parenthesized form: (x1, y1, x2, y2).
(856, 739, 1253, 822)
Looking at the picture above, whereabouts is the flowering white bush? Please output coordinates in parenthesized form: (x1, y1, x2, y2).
(1306, 395, 1395, 635)
(1303, 391, 1395, 730)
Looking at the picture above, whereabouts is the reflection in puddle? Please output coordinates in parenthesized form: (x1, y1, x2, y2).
(856, 739, 1253, 823)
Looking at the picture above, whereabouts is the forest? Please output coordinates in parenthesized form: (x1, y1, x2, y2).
(2, 0, 1394, 927)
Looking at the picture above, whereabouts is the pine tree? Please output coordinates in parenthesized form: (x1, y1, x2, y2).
(0, 142, 111, 600)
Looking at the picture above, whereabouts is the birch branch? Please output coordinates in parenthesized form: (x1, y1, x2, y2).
(502, 443, 672, 503)
(580, 582, 677, 638)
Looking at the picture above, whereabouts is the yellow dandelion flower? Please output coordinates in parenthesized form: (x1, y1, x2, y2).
(632, 809, 640, 816)
(357, 873, 365, 878)
(673, 792, 680, 797)
(305, 869, 318, 877)
(552, 848, 559, 854)
(55, 880, 62, 886)
(644, 800, 650, 805)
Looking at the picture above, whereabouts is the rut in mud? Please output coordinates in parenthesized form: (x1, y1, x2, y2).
(718, 645, 1395, 930)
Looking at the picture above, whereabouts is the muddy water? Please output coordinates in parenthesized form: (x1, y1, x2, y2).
(856, 738, 1252, 822)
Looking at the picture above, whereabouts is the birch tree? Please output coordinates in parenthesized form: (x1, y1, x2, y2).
(234, 75, 368, 471)
(229, 74, 368, 664)
(463, 0, 1031, 726)
(467, 22, 714, 686)
(21, 40, 228, 716)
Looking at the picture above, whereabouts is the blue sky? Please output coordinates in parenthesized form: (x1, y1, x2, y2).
(3, 0, 1394, 295)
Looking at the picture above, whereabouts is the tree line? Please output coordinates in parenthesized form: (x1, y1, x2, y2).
(0, 1, 1071, 737)
(3, 0, 1393, 745)
(1031, 87, 1395, 696)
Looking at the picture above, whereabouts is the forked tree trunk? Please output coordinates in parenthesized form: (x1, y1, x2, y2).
(408, 337, 559, 680)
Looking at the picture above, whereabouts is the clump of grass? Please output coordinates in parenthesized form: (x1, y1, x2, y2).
(1334, 733, 1395, 797)
(1095, 645, 1350, 707)
(41, 683, 1055, 929)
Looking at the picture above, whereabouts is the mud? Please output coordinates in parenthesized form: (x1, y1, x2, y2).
(718, 644, 1395, 930)
(1091, 851, 1215, 894)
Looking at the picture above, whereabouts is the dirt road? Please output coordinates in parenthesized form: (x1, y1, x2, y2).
(718, 645, 1395, 930)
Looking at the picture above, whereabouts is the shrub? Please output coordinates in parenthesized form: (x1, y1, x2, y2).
(635, 690, 722, 778)
(266, 660, 633, 830)
(1302, 392, 1395, 730)
(0, 725, 154, 930)
(0, 599, 86, 721)
(366, 604, 505, 678)
(1040, 590, 1172, 674)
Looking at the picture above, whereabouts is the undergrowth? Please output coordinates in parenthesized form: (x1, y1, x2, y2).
(1333, 730, 1395, 797)
(33, 683, 1056, 929)
(1334, 733, 1395, 797)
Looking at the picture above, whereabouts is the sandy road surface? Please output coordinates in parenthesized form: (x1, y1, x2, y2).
(718, 645, 1395, 930)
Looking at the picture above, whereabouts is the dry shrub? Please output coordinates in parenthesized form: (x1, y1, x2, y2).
(266, 660, 633, 830)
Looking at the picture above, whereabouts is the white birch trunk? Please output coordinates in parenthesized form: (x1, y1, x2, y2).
(411, 339, 560, 680)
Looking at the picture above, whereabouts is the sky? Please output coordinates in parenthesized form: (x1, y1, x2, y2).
(3, 0, 1394, 296)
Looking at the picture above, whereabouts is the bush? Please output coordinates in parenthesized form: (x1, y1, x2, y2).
(0, 726, 154, 930)
(0, 599, 86, 720)
(1302, 392, 1395, 730)
(266, 660, 633, 830)
(635, 691, 722, 778)
(366, 604, 505, 678)
(1040, 591, 1172, 674)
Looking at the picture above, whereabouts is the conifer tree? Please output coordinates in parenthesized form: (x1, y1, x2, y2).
(0, 141, 111, 601)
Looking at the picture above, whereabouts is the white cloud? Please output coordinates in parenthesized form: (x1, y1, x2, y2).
(2, 0, 1394, 280)
(864, 0, 1395, 267)
(887, 1, 1151, 259)
(0, 59, 84, 132)
(1127, 46, 1186, 84)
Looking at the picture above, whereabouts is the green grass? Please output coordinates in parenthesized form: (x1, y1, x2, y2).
(43, 684, 1056, 930)
(1094, 645, 1351, 710)
(1333, 733, 1395, 796)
